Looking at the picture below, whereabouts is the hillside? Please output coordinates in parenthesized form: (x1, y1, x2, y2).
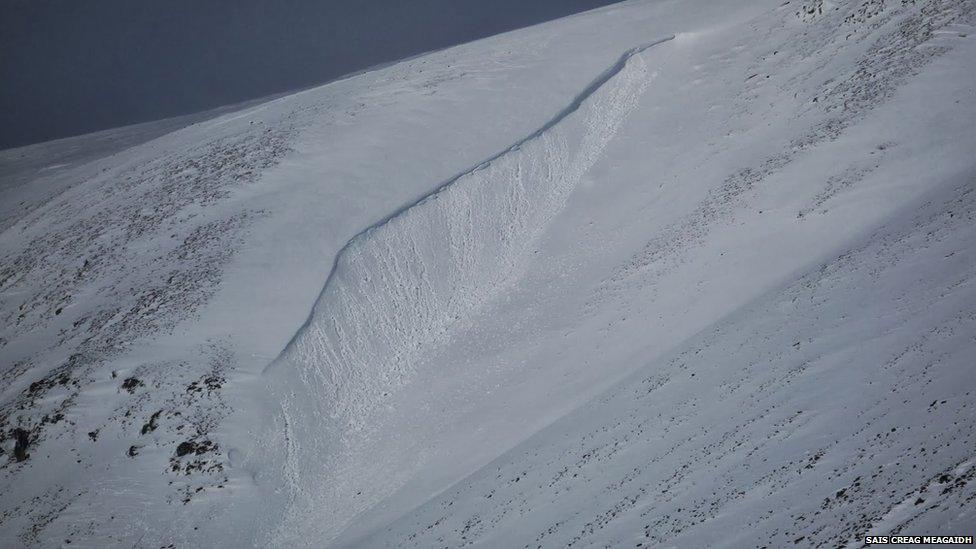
(1, 0, 974, 546)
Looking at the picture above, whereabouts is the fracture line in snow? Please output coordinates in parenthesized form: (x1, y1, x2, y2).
(256, 36, 674, 545)
(270, 34, 675, 362)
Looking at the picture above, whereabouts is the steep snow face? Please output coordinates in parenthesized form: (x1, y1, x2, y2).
(276, 38, 666, 428)
(260, 38, 667, 544)
(2, 0, 975, 547)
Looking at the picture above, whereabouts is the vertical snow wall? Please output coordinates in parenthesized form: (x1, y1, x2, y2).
(256, 37, 672, 545)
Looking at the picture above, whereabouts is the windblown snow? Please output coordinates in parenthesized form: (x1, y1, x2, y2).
(1, 0, 975, 547)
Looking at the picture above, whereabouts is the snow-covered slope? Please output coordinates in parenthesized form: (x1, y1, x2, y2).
(2, 0, 974, 547)
(349, 149, 976, 549)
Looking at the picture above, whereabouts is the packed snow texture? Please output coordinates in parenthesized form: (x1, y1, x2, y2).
(1, 0, 975, 547)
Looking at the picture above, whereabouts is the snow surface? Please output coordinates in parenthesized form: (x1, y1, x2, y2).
(1, 0, 975, 547)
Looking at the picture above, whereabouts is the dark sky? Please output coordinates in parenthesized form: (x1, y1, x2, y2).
(0, 0, 624, 149)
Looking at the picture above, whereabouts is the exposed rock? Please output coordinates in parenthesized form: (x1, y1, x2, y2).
(12, 427, 30, 461)
(120, 377, 143, 393)
(141, 410, 162, 435)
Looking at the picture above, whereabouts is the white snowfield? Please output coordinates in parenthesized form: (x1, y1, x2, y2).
(1, 0, 974, 547)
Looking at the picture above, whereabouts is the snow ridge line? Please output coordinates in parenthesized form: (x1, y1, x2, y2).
(268, 34, 675, 363)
